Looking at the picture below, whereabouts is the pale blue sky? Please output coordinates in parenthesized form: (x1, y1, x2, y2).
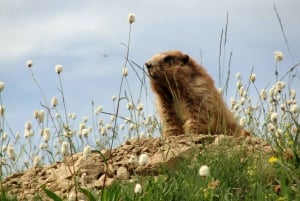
(1, 0, 299, 138)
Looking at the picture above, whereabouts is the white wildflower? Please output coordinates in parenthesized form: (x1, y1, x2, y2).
(43, 128, 51, 142)
(0, 81, 5, 92)
(95, 139, 101, 147)
(136, 103, 144, 111)
(81, 128, 89, 137)
(236, 72, 241, 80)
(112, 95, 117, 101)
(34, 156, 41, 167)
(274, 51, 283, 62)
(68, 113, 77, 120)
(0, 105, 5, 116)
(267, 123, 275, 132)
(1, 132, 7, 141)
(134, 183, 142, 194)
(38, 110, 45, 123)
(249, 73, 256, 83)
(290, 89, 296, 100)
(128, 13, 136, 24)
(275, 81, 285, 93)
(127, 102, 134, 110)
(239, 117, 246, 127)
(236, 80, 242, 89)
(139, 153, 149, 166)
(291, 126, 298, 135)
(79, 123, 86, 131)
(199, 165, 210, 177)
(106, 123, 113, 130)
(61, 141, 69, 155)
(240, 97, 246, 105)
(98, 119, 104, 126)
(39, 143, 48, 150)
(15, 132, 21, 140)
(51, 96, 58, 107)
(2, 145, 7, 153)
(122, 67, 128, 76)
(129, 123, 136, 131)
(25, 121, 32, 130)
(7, 144, 16, 161)
(83, 145, 92, 160)
(270, 112, 278, 122)
(100, 127, 107, 136)
(68, 191, 76, 201)
(33, 109, 39, 119)
(55, 64, 63, 74)
(24, 129, 33, 138)
(26, 60, 33, 68)
(55, 113, 61, 119)
(82, 116, 88, 123)
(260, 89, 267, 100)
(110, 115, 116, 121)
(95, 105, 103, 115)
(290, 104, 299, 114)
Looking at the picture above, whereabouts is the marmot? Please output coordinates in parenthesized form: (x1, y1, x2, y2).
(145, 50, 249, 137)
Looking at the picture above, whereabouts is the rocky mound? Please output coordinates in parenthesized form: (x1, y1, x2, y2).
(1, 135, 272, 200)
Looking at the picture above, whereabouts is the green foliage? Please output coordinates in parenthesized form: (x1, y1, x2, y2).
(42, 186, 63, 201)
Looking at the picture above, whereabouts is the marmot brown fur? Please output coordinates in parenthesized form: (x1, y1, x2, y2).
(145, 50, 249, 137)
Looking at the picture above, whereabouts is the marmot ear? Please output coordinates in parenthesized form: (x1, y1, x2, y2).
(164, 55, 173, 63)
(182, 54, 189, 64)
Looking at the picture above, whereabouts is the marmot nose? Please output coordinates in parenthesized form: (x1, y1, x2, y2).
(145, 62, 152, 70)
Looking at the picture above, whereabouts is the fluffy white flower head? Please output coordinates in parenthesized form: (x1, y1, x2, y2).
(61, 141, 69, 155)
(199, 165, 210, 177)
(128, 13, 136, 24)
(290, 104, 299, 114)
(83, 145, 92, 160)
(260, 89, 267, 100)
(0, 81, 5, 92)
(134, 183, 142, 194)
(139, 153, 149, 166)
(51, 96, 58, 107)
(0, 105, 5, 117)
(43, 128, 51, 142)
(250, 73, 256, 83)
(26, 60, 33, 68)
(122, 67, 128, 77)
(270, 112, 278, 122)
(274, 51, 283, 62)
(55, 64, 63, 74)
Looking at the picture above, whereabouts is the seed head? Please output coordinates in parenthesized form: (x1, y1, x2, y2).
(61, 141, 69, 155)
(274, 51, 283, 62)
(83, 145, 92, 160)
(26, 60, 33, 68)
(51, 96, 58, 107)
(134, 183, 142, 194)
(199, 165, 210, 177)
(0, 105, 5, 117)
(55, 64, 63, 74)
(128, 13, 136, 24)
(249, 73, 256, 83)
(122, 67, 128, 76)
(0, 81, 5, 92)
(139, 153, 149, 166)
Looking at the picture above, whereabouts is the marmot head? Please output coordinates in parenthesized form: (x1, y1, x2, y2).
(145, 50, 191, 80)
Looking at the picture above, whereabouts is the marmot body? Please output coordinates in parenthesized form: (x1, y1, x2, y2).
(145, 50, 248, 137)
